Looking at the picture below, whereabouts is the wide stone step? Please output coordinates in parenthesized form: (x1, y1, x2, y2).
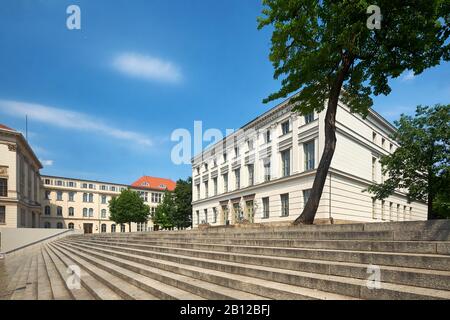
(56, 240, 351, 300)
(78, 238, 450, 291)
(79, 220, 450, 237)
(52, 242, 207, 300)
(43, 244, 94, 300)
(92, 237, 450, 255)
(37, 248, 53, 300)
(60, 239, 450, 300)
(79, 228, 450, 242)
(56, 241, 269, 300)
(78, 238, 450, 272)
(40, 246, 72, 300)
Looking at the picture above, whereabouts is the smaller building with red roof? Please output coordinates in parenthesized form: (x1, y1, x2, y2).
(131, 176, 176, 192)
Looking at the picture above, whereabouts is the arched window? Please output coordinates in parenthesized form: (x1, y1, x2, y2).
(88, 193, 94, 202)
(101, 209, 107, 219)
(56, 222, 63, 229)
(44, 221, 51, 228)
(45, 205, 51, 215)
(83, 208, 88, 217)
(89, 208, 94, 217)
(101, 224, 106, 233)
(120, 224, 126, 232)
(83, 193, 88, 202)
(68, 223, 74, 230)
(111, 224, 116, 233)
(57, 206, 63, 216)
(68, 207, 74, 216)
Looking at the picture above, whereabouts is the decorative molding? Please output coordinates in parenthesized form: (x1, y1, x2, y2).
(7, 144, 17, 152)
(0, 166, 8, 177)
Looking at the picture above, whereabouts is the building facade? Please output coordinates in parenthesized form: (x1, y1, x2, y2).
(191, 98, 428, 227)
(0, 124, 42, 228)
(40, 175, 176, 234)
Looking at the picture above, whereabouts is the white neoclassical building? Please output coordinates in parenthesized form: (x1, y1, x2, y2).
(0, 124, 43, 228)
(191, 97, 428, 227)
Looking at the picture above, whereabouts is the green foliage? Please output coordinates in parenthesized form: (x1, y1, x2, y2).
(153, 190, 176, 229)
(258, 0, 449, 115)
(109, 188, 150, 230)
(153, 177, 193, 230)
(368, 104, 450, 218)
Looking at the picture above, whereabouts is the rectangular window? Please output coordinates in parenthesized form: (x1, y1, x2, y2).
(264, 159, 271, 182)
(45, 191, 51, 200)
(266, 130, 271, 143)
(234, 169, 240, 189)
(204, 181, 209, 198)
(82, 183, 88, 189)
(223, 152, 227, 163)
(281, 149, 291, 177)
(213, 207, 217, 223)
(372, 132, 377, 143)
(372, 198, 377, 219)
(68, 181, 75, 187)
(204, 209, 208, 224)
(372, 157, 377, 181)
(234, 146, 239, 158)
(262, 197, 269, 219)
(57, 206, 63, 216)
(0, 178, 7, 197)
(196, 184, 200, 200)
(305, 113, 314, 124)
(304, 140, 315, 170)
(21, 209, 25, 226)
(196, 210, 200, 225)
(56, 180, 63, 186)
(102, 195, 107, 204)
(281, 120, 290, 135)
(247, 139, 254, 151)
(213, 178, 218, 196)
(281, 194, 289, 217)
(248, 164, 254, 186)
(57, 191, 63, 201)
(381, 200, 386, 220)
(389, 202, 393, 221)
(69, 192, 75, 202)
(223, 174, 228, 193)
(44, 179, 51, 185)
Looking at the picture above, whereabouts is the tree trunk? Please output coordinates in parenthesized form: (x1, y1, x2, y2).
(294, 57, 353, 225)
(427, 193, 434, 220)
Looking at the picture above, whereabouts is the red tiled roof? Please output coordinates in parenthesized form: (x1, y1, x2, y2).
(0, 124, 15, 131)
(131, 176, 176, 191)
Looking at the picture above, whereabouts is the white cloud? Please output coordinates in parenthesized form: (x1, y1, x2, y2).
(112, 53, 182, 83)
(401, 70, 415, 82)
(0, 100, 153, 147)
(40, 159, 54, 166)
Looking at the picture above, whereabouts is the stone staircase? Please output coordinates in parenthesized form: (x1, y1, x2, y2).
(1, 220, 450, 300)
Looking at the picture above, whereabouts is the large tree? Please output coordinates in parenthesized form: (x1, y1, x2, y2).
(109, 189, 150, 232)
(258, 0, 449, 224)
(368, 104, 450, 220)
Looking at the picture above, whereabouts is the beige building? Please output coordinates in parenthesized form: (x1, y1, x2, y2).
(191, 97, 428, 227)
(40, 175, 176, 234)
(0, 124, 43, 228)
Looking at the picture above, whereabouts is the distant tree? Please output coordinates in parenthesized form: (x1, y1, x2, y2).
(153, 178, 193, 230)
(153, 190, 176, 230)
(109, 189, 150, 232)
(173, 177, 193, 229)
(258, 0, 450, 224)
(368, 105, 450, 219)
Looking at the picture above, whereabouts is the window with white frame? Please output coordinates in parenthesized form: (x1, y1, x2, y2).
(305, 113, 314, 124)
(234, 168, 240, 189)
(262, 197, 269, 219)
(263, 159, 271, 182)
(281, 149, 290, 177)
(57, 191, 63, 201)
(248, 164, 254, 186)
(101, 209, 107, 219)
(281, 120, 290, 135)
(280, 194, 289, 217)
(304, 140, 315, 170)
(68, 207, 74, 217)
(69, 192, 75, 202)
(223, 173, 228, 193)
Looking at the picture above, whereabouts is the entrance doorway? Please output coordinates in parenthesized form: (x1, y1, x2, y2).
(83, 223, 93, 234)
(246, 200, 254, 223)
(222, 205, 229, 225)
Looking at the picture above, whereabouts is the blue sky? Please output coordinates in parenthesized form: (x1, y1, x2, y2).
(0, 0, 449, 185)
